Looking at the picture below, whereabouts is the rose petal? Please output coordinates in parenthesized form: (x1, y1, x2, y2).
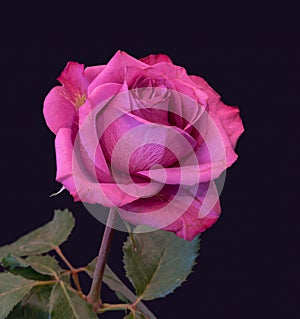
(134, 107, 239, 187)
(140, 53, 173, 65)
(135, 160, 227, 186)
(88, 50, 147, 95)
(192, 111, 238, 169)
(119, 182, 221, 240)
(190, 75, 244, 148)
(43, 86, 76, 134)
(76, 99, 115, 181)
(150, 62, 198, 87)
(210, 101, 244, 148)
(180, 110, 238, 179)
(84, 65, 105, 84)
(88, 82, 123, 111)
(55, 128, 159, 207)
(58, 61, 88, 95)
(99, 110, 197, 173)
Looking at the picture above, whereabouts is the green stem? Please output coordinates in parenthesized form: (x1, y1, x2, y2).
(98, 303, 133, 313)
(54, 246, 83, 293)
(87, 207, 118, 310)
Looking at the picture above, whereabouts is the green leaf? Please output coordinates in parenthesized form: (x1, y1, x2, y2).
(49, 282, 98, 319)
(0, 273, 35, 319)
(2, 255, 28, 270)
(86, 259, 156, 319)
(24, 305, 47, 319)
(25, 255, 59, 276)
(23, 286, 52, 319)
(8, 268, 51, 282)
(123, 226, 200, 300)
(59, 272, 71, 286)
(1, 254, 53, 281)
(6, 304, 24, 319)
(0, 209, 75, 259)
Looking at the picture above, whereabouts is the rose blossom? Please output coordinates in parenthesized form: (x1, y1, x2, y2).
(43, 51, 244, 240)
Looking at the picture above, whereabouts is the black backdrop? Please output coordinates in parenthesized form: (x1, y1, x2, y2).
(0, 2, 299, 318)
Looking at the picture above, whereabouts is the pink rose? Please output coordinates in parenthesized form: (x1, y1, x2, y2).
(43, 51, 244, 240)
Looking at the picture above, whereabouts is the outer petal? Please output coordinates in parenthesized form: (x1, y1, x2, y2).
(209, 101, 244, 148)
(193, 111, 238, 167)
(190, 75, 244, 148)
(189, 75, 220, 104)
(76, 98, 117, 182)
(58, 61, 88, 94)
(55, 128, 140, 207)
(43, 86, 76, 134)
(119, 182, 221, 240)
(186, 110, 238, 178)
(140, 53, 173, 65)
(163, 182, 221, 240)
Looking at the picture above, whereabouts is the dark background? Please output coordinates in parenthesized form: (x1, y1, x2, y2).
(0, 2, 299, 318)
